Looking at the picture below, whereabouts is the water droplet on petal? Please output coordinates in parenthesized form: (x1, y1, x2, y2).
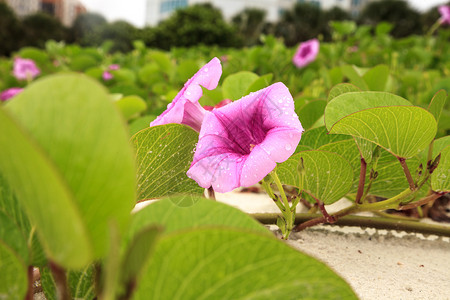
(204, 67, 209, 72)
(278, 99, 283, 103)
(285, 144, 292, 151)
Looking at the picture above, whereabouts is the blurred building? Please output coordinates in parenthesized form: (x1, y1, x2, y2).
(3, 0, 86, 25)
(145, 0, 374, 26)
(3, 0, 40, 17)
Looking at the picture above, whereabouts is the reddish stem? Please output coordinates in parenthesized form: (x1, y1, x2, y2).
(25, 266, 34, 300)
(355, 157, 367, 204)
(398, 192, 445, 210)
(398, 157, 416, 190)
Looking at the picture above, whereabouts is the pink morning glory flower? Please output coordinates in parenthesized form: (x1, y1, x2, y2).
(203, 99, 232, 111)
(0, 87, 23, 101)
(108, 64, 120, 70)
(292, 39, 319, 68)
(103, 71, 114, 81)
(439, 5, 450, 25)
(187, 82, 303, 193)
(13, 58, 40, 80)
(150, 57, 222, 132)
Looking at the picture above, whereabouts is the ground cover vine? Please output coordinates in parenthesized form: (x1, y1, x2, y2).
(0, 18, 449, 299)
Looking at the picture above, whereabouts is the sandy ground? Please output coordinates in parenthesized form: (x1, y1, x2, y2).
(216, 191, 450, 300)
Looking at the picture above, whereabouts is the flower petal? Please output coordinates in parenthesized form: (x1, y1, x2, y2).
(259, 127, 302, 162)
(240, 145, 276, 187)
(150, 57, 222, 131)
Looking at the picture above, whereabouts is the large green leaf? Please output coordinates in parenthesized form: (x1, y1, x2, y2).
(133, 229, 357, 299)
(222, 71, 259, 100)
(277, 150, 353, 204)
(431, 146, 450, 192)
(324, 91, 412, 130)
(427, 89, 447, 124)
(296, 100, 327, 130)
(0, 241, 27, 300)
(0, 107, 91, 268)
(327, 83, 360, 102)
(115, 95, 147, 120)
(245, 73, 273, 94)
(6, 74, 136, 261)
(128, 195, 270, 239)
(329, 106, 437, 158)
(298, 126, 351, 150)
(341, 65, 369, 90)
(362, 64, 390, 91)
(132, 124, 203, 200)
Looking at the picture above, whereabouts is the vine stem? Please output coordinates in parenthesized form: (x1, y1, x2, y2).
(398, 157, 416, 190)
(355, 157, 367, 204)
(251, 213, 450, 237)
(25, 266, 34, 300)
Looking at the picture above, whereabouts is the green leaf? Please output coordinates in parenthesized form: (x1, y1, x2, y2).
(318, 139, 361, 190)
(296, 100, 327, 130)
(120, 226, 161, 289)
(222, 71, 259, 100)
(298, 126, 351, 150)
(369, 158, 420, 198)
(341, 65, 369, 90)
(0, 107, 91, 268)
(40, 265, 96, 300)
(68, 265, 96, 300)
(324, 91, 412, 131)
(427, 90, 447, 124)
(128, 195, 270, 238)
(6, 74, 136, 262)
(0, 241, 27, 300)
(0, 211, 28, 264)
(354, 137, 375, 163)
(328, 83, 360, 102)
(132, 124, 203, 200)
(362, 65, 390, 91)
(149, 51, 172, 75)
(245, 73, 273, 94)
(129, 115, 156, 136)
(277, 150, 353, 204)
(133, 229, 357, 299)
(431, 146, 450, 192)
(115, 95, 147, 120)
(329, 106, 437, 158)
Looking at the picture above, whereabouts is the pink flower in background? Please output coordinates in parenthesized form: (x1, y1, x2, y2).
(108, 64, 120, 70)
(150, 57, 222, 132)
(0, 87, 23, 101)
(203, 99, 232, 111)
(13, 58, 40, 80)
(439, 5, 450, 25)
(102, 71, 114, 81)
(292, 39, 319, 68)
(187, 82, 303, 193)
(102, 64, 120, 81)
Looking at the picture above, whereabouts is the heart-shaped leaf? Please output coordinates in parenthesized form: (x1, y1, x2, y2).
(222, 71, 259, 100)
(431, 146, 450, 192)
(328, 83, 360, 102)
(277, 150, 354, 204)
(298, 126, 351, 150)
(115, 95, 147, 120)
(132, 124, 203, 200)
(329, 106, 437, 158)
(128, 195, 270, 239)
(296, 100, 327, 130)
(133, 229, 357, 299)
(325, 91, 412, 131)
(6, 74, 136, 262)
(362, 64, 390, 91)
(427, 89, 447, 124)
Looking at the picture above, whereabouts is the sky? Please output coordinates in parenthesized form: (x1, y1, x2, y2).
(78, 0, 449, 28)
